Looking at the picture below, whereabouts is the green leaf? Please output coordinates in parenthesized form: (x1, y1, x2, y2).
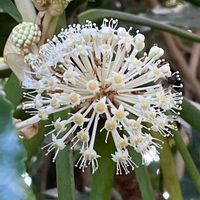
(53, 111, 75, 200)
(159, 136, 183, 200)
(90, 129, 115, 200)
(79, 9, 200, 42)
(173, 130, 200, 193)
(0, 92, 35, 200)
(129, 149, 155, 200)
(181, 98, 200, 134)
(0, 0, 22, 22)
(56, 144, 76, 200)
(4, 73, 24, 109)
(141, 4, 200, 28)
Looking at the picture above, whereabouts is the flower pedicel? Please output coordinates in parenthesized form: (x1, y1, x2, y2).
(18, 19, 183, 175)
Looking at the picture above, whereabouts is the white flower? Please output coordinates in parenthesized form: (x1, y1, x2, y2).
(63, 66, 79, 85)
(111, 105, 129, 121)
(42, 134, 66, 162)
(75, 148, 100, 173)
(86, 80, 100, 94)
(69, 92, 81, 106)
(71, 130, 90, 150)
(21, 19, 182, 174)
(112, 149, 137, 175)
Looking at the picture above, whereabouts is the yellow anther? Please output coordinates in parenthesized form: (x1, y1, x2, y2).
(115, 110, 125, 120)
(105, 120, 117, 131)
(73, 114, 84, 126)
(95, 102, 106, 113)
(114, 75, 123, 84)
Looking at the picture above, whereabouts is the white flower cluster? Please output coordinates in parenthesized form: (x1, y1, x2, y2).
(21, 19, 182, 174)
(11, 22, 41, 49)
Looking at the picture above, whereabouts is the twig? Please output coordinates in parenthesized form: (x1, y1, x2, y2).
(162, 32, 200, 99)
(189, 29, 200, 77)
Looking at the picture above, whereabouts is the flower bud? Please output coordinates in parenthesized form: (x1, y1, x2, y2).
(148, 46, 164, 60)
(11, 22, 41, 49)
(134, 33, 145, 51)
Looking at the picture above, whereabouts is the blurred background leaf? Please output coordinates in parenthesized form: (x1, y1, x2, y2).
(0, 0, 21, 22)
(0, 92, 35, 200)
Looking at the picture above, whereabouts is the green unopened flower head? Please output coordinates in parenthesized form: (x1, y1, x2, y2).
(11, 22, 41, 49)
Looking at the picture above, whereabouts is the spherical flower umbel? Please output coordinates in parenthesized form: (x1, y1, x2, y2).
(20, 19, 183, 174)
(11, 22, 41, 49)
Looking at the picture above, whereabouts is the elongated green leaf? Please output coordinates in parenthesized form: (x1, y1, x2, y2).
(56, 144, 76, 200)
(173, 130, 200, 192)
(159, 136, 183, 200)
(53, 111, 75, 200)
(4, 73, 24, 109)
(90, 129, 115, 200)
(129, 148, 155, 200)
(0, 92, 35, 200)
(142, 5, 200, 28)
(181, 98, 200, 133)
(0, 0, 22, 22)
(79, 9, 200, 42)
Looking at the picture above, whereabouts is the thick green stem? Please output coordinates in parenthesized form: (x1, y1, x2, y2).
(159, 136, 183, 200)
(173, 130, 200, 192)
(56, 144, 75, 200)
(90, 130, 115, 200)
(79, 9, 200, 42)
(129, 148, 155, 200)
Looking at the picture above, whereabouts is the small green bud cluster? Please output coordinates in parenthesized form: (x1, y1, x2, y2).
(11, 22, 41, 49)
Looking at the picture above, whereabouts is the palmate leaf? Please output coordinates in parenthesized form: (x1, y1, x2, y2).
(0, 92, 35, 200)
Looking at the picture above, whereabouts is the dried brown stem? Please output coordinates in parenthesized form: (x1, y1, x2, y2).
(162, 32, 200, 99)
(189, 29, 200, 77)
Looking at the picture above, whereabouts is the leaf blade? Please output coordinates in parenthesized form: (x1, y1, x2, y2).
(181, 98, 200, 133)
(0, 92, 35, 200)
(129, 149, 155, 200)
(79, 9, 200, 42)
(90, 130, 115, 200)
(0, 0, 22, 22)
